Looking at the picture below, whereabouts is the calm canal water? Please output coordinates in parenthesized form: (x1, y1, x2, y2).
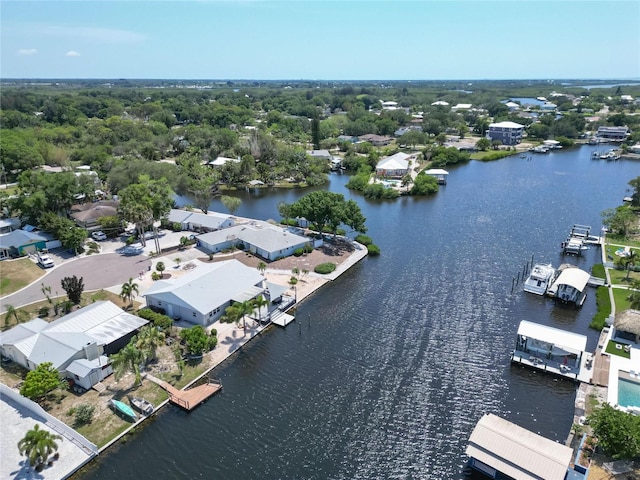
(82, 146, 638, 479)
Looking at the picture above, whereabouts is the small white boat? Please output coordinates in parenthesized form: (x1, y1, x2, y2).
(129, 396, 154, 416)
(523, 263, 556, 295)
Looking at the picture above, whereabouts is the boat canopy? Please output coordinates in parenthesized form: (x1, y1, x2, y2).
(555, 268, 590, 292)
(517, 320, 587, 355)
(424, 168, 449, 176)
(466, 413, 573, 480)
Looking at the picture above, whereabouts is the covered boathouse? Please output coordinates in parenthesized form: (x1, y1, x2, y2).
(466, 413, 583, 480)
(511, 320, 593, 382)
(547, 266, 590, 307)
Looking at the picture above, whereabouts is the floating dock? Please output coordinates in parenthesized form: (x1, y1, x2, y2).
(272, 312, 295, 327)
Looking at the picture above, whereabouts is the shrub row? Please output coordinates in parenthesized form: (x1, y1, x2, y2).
(137, 307, 173, 330)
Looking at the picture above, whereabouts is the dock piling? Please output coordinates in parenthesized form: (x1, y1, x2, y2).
(511, 277, 515, 293)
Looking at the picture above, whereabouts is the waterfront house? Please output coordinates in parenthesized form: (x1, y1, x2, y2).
(430, 100, 449, 106)
(306, 149, 332, 160)
(466, 413, 575, 480)
(375, 152, 412, 178)
(612, 309, 640, 345)
(486, 121, 524, 146)
(143, 260, 266, 326)
(596, 126, 629, 141)
(166, 208, 235, 233)
(0, 301, 147, 390)
(512, 320, 588, 379)
(196, 221, 312, 261)
(547, 266, 590, 306)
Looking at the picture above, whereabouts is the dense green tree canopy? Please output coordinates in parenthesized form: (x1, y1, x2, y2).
(588, 403, 640, 459)
(20, 362, 62, 401)
(288, 191, 367, 234)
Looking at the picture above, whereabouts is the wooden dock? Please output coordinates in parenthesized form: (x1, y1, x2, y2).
(145, 373, 222, 411)
(591, 328, 612, 387)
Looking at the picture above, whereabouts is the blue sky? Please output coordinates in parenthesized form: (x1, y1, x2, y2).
(1, 1, 639, 80)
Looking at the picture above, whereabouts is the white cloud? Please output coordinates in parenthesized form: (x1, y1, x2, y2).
(17, 48, 37, 56)
(66, 50, 81, 57)
(42, 25, 146, 43)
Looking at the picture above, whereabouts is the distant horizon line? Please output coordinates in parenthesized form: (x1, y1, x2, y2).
(2, 77, 640, 83)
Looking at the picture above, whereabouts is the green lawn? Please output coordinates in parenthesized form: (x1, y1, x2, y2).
(612, 287, 632, 313)
(608, 267, 640, 286)
(0, 258, 44, 296)
(605, 235, 640, 248)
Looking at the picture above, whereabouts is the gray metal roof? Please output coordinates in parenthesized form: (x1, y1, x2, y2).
(144, 260, 265, 315)
(167, 209, 232, 229)
(199, 222, 309, 254)
(466, 414, 573, 480)
(66, 356, 109, 377)
(1, 301, 148, 368)
(0, 318, 48, 346)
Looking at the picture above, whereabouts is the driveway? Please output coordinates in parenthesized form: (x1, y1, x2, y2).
(1, 253, 151, 310)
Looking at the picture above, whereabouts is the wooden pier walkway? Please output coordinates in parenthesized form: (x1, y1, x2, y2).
(144, 373, 222, 411)
(591, 328, 611, 387)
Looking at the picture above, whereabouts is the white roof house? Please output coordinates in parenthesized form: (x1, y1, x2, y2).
(144, 260, 266, 326)
(489, 121, 525, 129)
(452, 103, 472, 110)
(0, 302, 147, 389)
(197, 222, 311, 261)
(375, 152, 412, 177)
(306, 149, 332, 159)
(466, 414, 573, 480)
(167, 208, 235, 232)
(208, 156, 241, 167)
(431, 100, 449, 106)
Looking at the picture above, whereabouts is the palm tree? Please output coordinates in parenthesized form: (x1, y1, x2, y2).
(623, 249, 638, 281)
(257, 262, 267, 275)
(119, 278, 139, 308)
(135, 325, 166, 362)
(628, 279, 640, 309)
(155, 261, 166, 278)
(253, 295, 269, 323)
(235, 300, 255, 335)
(110, 340, 144, 386)
(18, 424, 61, 470)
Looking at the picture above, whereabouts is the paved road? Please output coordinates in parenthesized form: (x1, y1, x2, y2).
(1, 253, 151, 310)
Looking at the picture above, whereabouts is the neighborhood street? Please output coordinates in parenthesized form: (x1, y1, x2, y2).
(1, 253, 151, 309)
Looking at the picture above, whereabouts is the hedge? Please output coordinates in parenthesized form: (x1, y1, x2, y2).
(314, 262, 336, 274)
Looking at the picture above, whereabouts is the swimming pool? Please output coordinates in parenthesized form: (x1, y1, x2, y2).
(618, 377, 640, 408)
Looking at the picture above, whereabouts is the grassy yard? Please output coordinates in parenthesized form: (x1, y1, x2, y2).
(0, 257, 45, 296)
(608, 267, 640, 285)
(612, 287, 632, 313)
(0, 289, 140, 331)
(605, 235, 640, 248)
(605, 339, 631, 359)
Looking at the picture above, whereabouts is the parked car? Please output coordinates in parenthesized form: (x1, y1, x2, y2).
(37, 252, 55, 268)
(91, 231, 107, 241)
